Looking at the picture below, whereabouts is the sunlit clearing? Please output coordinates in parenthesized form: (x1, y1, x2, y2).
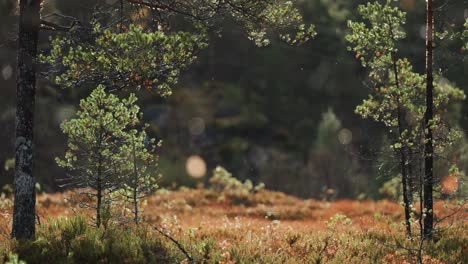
(441, 174, 459, 195)
(338, 128, 352, 145)
(186, 155, 207, 178)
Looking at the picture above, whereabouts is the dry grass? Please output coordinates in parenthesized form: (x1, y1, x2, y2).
(0, 188, 466, 263)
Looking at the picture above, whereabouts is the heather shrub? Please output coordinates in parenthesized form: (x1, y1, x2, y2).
(209, 166, 265, 205)
(1, 206, 465, 264)
(2, 216, 178, 264)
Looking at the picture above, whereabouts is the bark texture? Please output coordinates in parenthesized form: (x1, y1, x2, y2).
(423, 0, 434, 239)
(12, 0, 41, 239)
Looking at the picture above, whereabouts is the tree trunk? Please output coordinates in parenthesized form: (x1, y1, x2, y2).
(132, 139, 139, 224)
(423, 0, 434, 239)
(12, 0, 41, 240)
(401, 157, 412, 237)
(407, 152, 414, 204)
(391, 51, 412, 237)
(96, 176, 102, 228)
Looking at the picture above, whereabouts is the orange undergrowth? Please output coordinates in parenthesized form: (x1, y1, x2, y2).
(0, 188, 466, 263)
(0, 188, 465, 234)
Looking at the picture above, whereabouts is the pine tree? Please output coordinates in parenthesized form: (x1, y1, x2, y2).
(56, 86, 141, 227)
(120, 127, 161, 224)
(423, 0, 435, 240)
(14, 0, 315, 236)
(346, 0, 465, 237)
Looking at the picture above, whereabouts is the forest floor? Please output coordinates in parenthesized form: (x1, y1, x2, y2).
(1, 188, 467, 263)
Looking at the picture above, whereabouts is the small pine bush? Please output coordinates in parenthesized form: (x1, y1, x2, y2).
(209, 166, 265, 205)
(5, 216, 178, 264)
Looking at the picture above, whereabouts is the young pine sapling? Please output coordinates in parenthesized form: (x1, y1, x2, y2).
(120, 127, 161, 225)
(56, 85, 141, 227)
(346, 0, 465, 238)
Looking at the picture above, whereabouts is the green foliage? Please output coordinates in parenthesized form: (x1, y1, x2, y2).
(347, 0, 465, 155)
(40, 1, 316, 95)
(463, 18, 468, 49)
(346, 1, 406, 67)
(318, 0, 350, 23)
(41, 24, 207, 96)
(209, 166, 264, 205)
(326, 213, 352, 227)
(56, 85, 139, 187)
(209, 166, 264, 194)
(242, 0, 316, 46)
(120, 0, 316, 47)
(56, 86, 160, 225)
(3, 158, 14, 172)
(4, 254, 25, 264)
(378, 176, 401, 201)
(119, 128, 162, 224)
(315, 108, 341, 149)
(56, 85, 141, 166)
(5, 216, 176, 264)
(309, 108, 365, 198)
(0, 184, 13, 210)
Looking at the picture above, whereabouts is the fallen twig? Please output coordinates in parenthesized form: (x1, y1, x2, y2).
(153, 225, 194, 263)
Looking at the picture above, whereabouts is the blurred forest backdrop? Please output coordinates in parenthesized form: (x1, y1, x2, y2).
(0, 0, 466, 199)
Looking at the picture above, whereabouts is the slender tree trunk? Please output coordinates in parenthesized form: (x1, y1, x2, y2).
(400, 150, 412, 237)
(96, 176, 102, 228)
(95, 130, 104, 228)
(132, 139, 139, 224)
(391, 51, 412, 237)
(407, 152, 414, 204)
(423, 0, 434, 240)
(12, 0, 41, 240)
(120, 0, 124, 32)
(418, 152, 424, 263)
(133, 190, 138, 224)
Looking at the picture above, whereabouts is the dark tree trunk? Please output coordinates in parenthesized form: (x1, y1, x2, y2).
(401, 154, 412, 237)
(96, 175, 102, 228)
(133, 151, 139, 224)
(131, 138, 139, 224)
(12, 0, 40, 240)
(423, 0, 434, 239)
(407, 152, 414, 204)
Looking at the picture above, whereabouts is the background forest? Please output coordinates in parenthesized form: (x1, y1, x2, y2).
(0, 0, 466, 200)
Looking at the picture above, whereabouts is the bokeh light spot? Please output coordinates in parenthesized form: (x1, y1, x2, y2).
(338, 128, 352, 145)
(188, 117, 205, 136)
(2, 65, 13, 80)
(186, 155, 207, 178)
(441, 174, 459, 195)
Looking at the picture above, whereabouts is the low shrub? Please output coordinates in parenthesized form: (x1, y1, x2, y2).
(1, 216, 179, 264)
(209, 166, 265, 206)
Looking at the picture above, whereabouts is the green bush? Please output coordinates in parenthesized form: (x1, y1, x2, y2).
(209, 166, 265, 205)
(4, 216, 177, 264)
